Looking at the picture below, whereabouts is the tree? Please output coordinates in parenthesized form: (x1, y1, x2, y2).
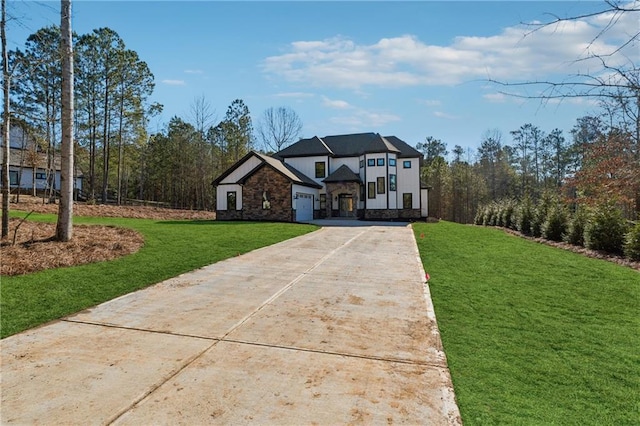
(1, 0, 9, 238)
(56, 0, 73, 241)
(257, 106, 302, 153)
(416, 136, 447, 166)
(214, 99, 253, 171)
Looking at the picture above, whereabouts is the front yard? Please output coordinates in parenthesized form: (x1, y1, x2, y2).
(0, 213, 316, 338)
(413, 221, 639, 425)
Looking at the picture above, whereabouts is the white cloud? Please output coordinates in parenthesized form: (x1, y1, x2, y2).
(330, 108, 401, 128)
(263, 7, 638, 89)
(433, 111, 459, 120)
(184, 69, 204, 75)
(322, 96, 352, 109)
(162, 79, 186, 86)
(483, 93, 507, 103)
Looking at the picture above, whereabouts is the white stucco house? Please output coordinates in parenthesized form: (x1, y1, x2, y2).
(0, 126, 83, 197)
(213, 132, 428, 222)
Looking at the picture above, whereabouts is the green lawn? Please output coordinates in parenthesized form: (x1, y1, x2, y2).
(1, 212, 317, 338)
(413, 221, 639, 425)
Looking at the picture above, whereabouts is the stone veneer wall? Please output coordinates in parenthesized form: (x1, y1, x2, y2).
(242, 166, 293, 222)
(217, 209, 243, 221)
(398, 208, 421, 219)
(325, 182, 360, 218)
(364, 209, 399, 220)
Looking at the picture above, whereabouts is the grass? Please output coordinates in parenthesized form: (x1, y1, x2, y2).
(413, 221, 639, 425)
(1, 212, 317, 338)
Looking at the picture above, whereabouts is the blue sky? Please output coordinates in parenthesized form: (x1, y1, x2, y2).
(7, 1, 637, 156)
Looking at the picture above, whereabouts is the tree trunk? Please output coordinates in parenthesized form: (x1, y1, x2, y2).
(1, 0, 10, 238)
(56, 0, 73, 241)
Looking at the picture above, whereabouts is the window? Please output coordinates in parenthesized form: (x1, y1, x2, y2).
(262, 191, 271, 209)
(359, 160, 364, 168)
(389, 174, 396, 191)
(377, 177, 385, 194)
(9, 171, 18, 186)
(35, 172, 46, 180)
(403, 193, 412, 209)
(368, 182, 376, 199)
(320, 193, 326, 209)
(315, 162, 326, 178)
(367, 158, 375, 167)
(377, 158, 385, 166)
(389, 158, 396, 167)
(227, 191, 237, 210)
(403, 160, 412, 168)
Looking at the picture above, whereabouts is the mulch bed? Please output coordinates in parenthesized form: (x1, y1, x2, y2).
(1, 196, 216, 276)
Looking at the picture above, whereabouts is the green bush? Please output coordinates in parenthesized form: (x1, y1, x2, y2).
(516, 198, 534, 236)
(566, 209, 588, 246)
(623, 222, 640, 261)
(584, 204, 628, 255)
(499, 200, 516, 229)
(542, 206, 568, 242)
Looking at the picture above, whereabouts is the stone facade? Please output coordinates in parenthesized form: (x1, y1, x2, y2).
(325, 182, 360, 218)
(398, 208, 421, 219)
(217, 209, 243, 221)
(364, 209, 399, 220)
(242, 165, 293, 222)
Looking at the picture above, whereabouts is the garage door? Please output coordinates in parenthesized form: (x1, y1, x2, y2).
(295, 193, 313, 222)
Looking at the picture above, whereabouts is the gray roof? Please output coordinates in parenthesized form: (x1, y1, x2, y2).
(383, 136, 422, 158)
(212, 151, 321, 189)
(323, 165, 362, 183)
(276, 132, 420, 159)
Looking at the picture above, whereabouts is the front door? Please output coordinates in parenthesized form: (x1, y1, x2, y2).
(339, 194, 354, 217)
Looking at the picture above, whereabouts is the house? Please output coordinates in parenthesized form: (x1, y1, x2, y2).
(212, 132, 428, 222)
(0, 125, 83, 196)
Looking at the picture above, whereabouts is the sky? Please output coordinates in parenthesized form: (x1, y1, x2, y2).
(6, 1, 638, 156)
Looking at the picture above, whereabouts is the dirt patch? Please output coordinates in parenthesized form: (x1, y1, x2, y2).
(2, 196, 217, 276)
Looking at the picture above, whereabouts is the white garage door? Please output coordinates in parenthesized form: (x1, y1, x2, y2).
(295, 193, 313, 222)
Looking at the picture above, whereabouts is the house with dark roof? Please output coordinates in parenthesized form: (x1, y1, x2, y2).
(212, 132, 428, 222)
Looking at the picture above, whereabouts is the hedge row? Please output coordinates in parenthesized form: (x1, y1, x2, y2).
(475, 198, 640, 261)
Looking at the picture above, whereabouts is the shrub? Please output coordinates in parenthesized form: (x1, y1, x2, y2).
(542, 206, 568, 242)
(516, 198, 534, 236)
(566, 209, 588, 246)
(499, 200, 516, 229)
(584, 204, 628, 255)
(623, 222, 640, 260)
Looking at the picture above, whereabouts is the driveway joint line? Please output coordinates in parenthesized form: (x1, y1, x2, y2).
(59, 320, 446, 370)
(221, 337, 447, 369)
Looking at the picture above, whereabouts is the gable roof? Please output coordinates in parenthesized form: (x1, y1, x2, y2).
(383, 136, 422, 159)
(276, 132, 420, 159)
(212, 151, 321, 189)
(323, 164, 362, 183)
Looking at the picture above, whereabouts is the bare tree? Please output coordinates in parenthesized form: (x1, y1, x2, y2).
(1, 0, 10, 238)
(257, 106, 302, 153)
(56, 0, 73, 241)
(189, 94, 216, 136)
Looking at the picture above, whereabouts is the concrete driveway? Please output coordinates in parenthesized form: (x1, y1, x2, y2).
(1, 225, 461, 425)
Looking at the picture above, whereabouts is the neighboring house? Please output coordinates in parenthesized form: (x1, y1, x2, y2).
(0, 126, 83, 196)
(213, 132, 428, 222)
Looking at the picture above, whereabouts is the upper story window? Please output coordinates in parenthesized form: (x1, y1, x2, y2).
(389, 158, 396, 167)
(403, 160, 412, 168)
(315, 162, 326, 178)
(359, 159, 364, 168)
(377, 158, 385, 166)
(367, 158, 375, 167)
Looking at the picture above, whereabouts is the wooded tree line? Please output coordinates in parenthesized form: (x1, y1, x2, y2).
(8, 25, 303, 210)
(421, 102, 639, 223)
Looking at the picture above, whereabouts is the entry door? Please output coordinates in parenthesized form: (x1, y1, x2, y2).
(339, 195, 354, 217)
